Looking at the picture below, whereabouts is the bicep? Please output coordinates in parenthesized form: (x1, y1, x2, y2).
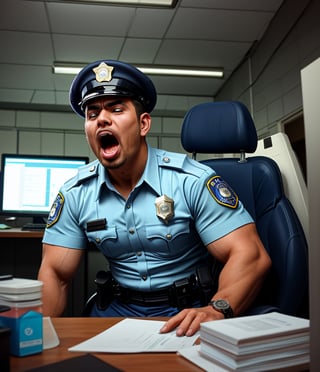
(206, 223, 266, 264)
(40, 243, 84, 282)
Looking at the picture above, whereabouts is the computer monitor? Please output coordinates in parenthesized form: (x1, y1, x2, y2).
(0, 153, 89, 223)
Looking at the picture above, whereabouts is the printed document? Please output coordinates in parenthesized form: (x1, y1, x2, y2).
(69, 318, 199, 353)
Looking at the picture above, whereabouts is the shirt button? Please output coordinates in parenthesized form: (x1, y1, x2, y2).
(166, 234, 172, 240)
(137, 251, 142, 256)
(95, 238, 101, 243)
(129, 228, 135, 234)
(163, 156, 170, 163)
(142, 275, 147, 281)
(126, 204, 131, 209)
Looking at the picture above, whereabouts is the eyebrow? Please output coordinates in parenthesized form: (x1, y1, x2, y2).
(86, 98, 126, 111)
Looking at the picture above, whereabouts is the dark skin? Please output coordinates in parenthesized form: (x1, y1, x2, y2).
(38, 96, 272, 336)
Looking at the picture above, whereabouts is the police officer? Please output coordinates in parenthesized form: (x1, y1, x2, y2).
(38, 59, 271, 337)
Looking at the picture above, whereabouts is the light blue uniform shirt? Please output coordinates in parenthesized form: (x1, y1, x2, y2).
(43, 146, 253, 291)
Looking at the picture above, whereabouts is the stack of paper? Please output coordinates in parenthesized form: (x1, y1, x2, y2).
(198, 312, 309, 371)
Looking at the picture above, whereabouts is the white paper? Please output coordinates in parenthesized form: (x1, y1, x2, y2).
(69, 318, 199, 353)
(177, 345, 228, 371)
(178, 345, 309, 372)
(200, 312, 309, 346)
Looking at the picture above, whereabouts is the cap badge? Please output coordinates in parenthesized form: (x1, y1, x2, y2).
(93, 62, 114, 83)
(155, 194, 174, 224)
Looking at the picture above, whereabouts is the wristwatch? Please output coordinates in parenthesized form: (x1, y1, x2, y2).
(209, 299, 234, 318)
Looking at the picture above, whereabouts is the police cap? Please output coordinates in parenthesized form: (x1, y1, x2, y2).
(69, 59, 157, 117)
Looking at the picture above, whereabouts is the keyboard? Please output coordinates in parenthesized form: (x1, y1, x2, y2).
(21, 223, 47, 231)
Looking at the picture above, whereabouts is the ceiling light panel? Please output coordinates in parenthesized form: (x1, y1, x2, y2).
(27, 0, 178, 8)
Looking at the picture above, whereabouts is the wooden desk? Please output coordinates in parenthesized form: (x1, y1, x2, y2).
(10, 317, 202, 372)
(0, 228, 44, 239)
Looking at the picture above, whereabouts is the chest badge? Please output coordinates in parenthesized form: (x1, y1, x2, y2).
(155, 194, 174, 224)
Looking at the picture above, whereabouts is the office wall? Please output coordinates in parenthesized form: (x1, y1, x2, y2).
(216, 0, 320, 139)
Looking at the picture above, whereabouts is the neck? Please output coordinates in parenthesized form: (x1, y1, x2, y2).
(107, 146, 148, 199)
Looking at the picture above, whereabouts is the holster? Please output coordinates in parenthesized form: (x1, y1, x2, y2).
(94, 270, 114, 311)
(196, 255, 223, 305)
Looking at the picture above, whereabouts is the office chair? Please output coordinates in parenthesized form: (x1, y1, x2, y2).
(250, 132, 309, 243)
(181, 101, 309, 318)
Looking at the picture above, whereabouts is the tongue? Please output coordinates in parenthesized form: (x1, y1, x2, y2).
(102, 144, 119, 159)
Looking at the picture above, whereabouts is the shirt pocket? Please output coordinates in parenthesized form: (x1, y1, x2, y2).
(86, 226, 123, 257)
(145, 221, 193, 259)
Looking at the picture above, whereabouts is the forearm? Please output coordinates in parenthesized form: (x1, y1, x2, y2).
(211, 255, 269, 315)
(207, 224, 271, 315)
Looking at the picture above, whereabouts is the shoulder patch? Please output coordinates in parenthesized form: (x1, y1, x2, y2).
(206, 176, 239, 208)
(47, 192, 65, 228)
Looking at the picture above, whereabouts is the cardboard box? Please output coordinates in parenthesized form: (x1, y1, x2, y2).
(0, 277, 43, 356)
(0, 310, 43, 356)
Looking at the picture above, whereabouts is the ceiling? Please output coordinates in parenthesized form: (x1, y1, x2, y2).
(0, 0, 284, 116)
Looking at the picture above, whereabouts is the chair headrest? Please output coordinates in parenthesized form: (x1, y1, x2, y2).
(181, 101, 258, 154)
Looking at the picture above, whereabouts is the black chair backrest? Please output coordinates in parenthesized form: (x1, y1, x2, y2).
(181, 101, 309, 317)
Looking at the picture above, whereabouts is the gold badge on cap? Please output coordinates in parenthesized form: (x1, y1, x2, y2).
(155, 194, 174, 224)
(93, 62, 114, 83)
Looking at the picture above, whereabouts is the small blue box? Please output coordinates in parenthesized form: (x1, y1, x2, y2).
(0, 310, 43, 356)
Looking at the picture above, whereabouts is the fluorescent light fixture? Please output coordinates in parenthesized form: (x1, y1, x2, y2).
(53, 63, 224, 78)
(30, 0, 178, 8)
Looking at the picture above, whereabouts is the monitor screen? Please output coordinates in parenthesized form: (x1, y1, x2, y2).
(0, 153, 89, 220)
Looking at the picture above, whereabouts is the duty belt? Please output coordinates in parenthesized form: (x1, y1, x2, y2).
(94, 266, 215, 311)
(113, 277, 200, 309)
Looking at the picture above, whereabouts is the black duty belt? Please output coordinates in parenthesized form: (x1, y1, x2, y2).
(113, 277, 200, 309)
(94, 266, 215, 311)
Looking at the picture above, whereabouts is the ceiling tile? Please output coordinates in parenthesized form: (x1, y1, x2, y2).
(0, 31, 54, 64)
(47, 2, 135, 36)
(2, 0, 49, 32)
(155, 39, 252, 69)
(167, 7, 276, 41)
(151, 75, 223, 96)
(119, 38, 162, 63)
(128, 8, 175, 38)
(53, 34, 124, 62)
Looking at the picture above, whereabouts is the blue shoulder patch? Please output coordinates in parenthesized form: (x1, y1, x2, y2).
(206, 176, 238, 208)
(47, 192, 65, 227)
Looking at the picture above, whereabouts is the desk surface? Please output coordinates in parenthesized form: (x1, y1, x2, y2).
(10, 317, 202, 372)
(0, 228, 44, 238)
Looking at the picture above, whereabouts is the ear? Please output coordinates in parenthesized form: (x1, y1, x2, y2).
(140, 112, 151, 137)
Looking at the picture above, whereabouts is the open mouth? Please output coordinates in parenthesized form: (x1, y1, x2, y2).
(98, 132, 119, 158)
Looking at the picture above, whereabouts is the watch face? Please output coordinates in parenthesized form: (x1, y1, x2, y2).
(214, 299, 230, 310)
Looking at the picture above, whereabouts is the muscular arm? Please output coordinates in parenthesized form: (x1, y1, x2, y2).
(38, 243, 84, 317)
(160, 223, 271, 336)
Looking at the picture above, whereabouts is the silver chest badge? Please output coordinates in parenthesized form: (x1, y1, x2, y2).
(155, 194, 174, 224)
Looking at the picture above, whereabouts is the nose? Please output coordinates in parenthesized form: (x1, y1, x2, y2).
(97, 108, 111, 127)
